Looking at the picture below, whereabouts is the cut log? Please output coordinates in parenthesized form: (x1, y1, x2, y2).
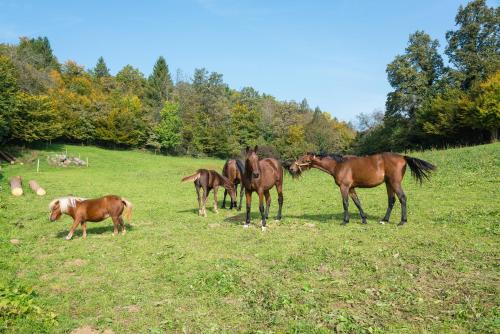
(0, 150, 15, 163)
(10, 176, 23, 196)
(29, 180, 46, 196)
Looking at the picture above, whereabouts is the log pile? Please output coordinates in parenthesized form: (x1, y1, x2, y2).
(29, 180, 46, 196)
(48, 154, 87, 167)
(10, 176, 23, 196)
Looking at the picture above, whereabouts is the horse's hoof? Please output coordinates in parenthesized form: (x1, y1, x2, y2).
(65, 235, 72, 240)
(379, 220, 387, 225)
(122, 231, 126, 235)
(341, 221, 349, 226)
(361, 220, 367, 225)
(397, 221, 407, 226)
(237, 208, 242, 212)
(261, 226, 267, 231)
(243, 224, 250, 229)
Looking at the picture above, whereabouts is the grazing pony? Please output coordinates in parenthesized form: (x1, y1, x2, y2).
(182, 169, 236, 217)
(221, 159, 245, 210)
(242, 146, 284, 230)
(289, 152, 436, 226)
(49, 195, 132, 240)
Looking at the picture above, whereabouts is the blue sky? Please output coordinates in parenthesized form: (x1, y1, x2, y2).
(0, 0, 481, 122)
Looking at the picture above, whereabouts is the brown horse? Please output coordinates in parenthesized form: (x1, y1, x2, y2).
(49, 195, 132, 240)
(221, 159, 245, 210)
(182, 169, 236, 217)
(242, 146, 284, 230)
(289, 152, 436, 226)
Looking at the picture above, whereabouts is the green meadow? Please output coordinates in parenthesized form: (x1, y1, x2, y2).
(0, 143, 499, 333)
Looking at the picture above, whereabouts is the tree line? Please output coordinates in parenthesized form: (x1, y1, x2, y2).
(0, 0, 497, 158)
(353, 0, 499, 154)
(0, 38, 354, 160)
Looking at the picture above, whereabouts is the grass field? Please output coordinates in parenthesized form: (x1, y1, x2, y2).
(0, 143, 499, 333)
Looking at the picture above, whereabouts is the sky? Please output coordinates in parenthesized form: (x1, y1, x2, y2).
(0, 0, 484, 122)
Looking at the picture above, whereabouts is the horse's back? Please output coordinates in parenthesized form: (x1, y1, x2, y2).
(260, 158, 283, 184)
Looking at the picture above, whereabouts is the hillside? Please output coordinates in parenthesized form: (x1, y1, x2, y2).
(0, 143, 499, 333)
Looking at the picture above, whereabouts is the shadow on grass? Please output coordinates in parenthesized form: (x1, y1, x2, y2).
(55, 223, 134, 238)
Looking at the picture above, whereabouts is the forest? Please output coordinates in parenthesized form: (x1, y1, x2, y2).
(0, 0, 498, 158)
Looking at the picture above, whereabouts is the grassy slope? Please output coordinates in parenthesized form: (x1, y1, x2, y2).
(0, 143, 498, 333)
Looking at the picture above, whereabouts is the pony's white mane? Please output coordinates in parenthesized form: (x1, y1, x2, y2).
(49, 196, 87, 213)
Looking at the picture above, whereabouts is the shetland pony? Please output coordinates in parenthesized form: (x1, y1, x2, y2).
(182, 169, 236, 217)
(289, 152, 436, 225)
(49, 195, 132, 240)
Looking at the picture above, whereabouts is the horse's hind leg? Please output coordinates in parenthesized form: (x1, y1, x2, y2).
(380, 182, 396, 224)
(264, 190, 271, 219)
(276, 182, 283, 221)
(392, 183, 407, 226)
(111, 216, 120, 235)
(119, 217, 126, 235)
(195, 183, 202, 216)
(349, 188, 367, 224)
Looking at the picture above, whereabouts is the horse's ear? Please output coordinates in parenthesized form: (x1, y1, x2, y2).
(246, 146, 250, 153)
(254, 145, 258, 152)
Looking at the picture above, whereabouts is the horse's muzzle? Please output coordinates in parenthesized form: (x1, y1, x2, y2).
(252, 172, 260, 179)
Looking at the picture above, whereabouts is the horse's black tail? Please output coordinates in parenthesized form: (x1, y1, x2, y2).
(404, 156, 436, 184)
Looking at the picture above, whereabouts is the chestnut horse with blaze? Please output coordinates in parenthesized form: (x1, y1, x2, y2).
(289, 152, 436, 226)
(243, 146, 284, 230)
(49, 195, 132, 240)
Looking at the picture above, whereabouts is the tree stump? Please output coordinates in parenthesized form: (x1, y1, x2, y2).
(29, 180, 46, 196)
(10, 176, 23, 196)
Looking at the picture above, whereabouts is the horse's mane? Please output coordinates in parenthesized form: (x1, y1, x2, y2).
(308, 152, 347, 163)
(235, 159, 245, 176)
(49, 196, 86, 213)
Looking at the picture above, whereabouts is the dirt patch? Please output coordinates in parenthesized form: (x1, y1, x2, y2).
(122, 304, 141, 313)
(208, 223, 221, 228)
(10, 239, 20, 245)
(304, 223, 316, 228)
(70, 326, 99, 334)
(65, 258, 87, 267)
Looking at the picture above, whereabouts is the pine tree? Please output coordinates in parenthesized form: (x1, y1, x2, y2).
(93, 56, 110, 78)
(146, 56, 173, 120)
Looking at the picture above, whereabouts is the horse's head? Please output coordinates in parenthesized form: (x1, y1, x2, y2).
(48, 199, 63, 221)
(289, 153, 316, 178)
(245, 145, 260, 179)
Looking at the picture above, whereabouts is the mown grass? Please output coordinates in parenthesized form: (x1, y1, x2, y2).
(0, 143, 499, 333)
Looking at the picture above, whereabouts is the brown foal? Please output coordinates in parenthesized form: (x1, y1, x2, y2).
(221, 159, 245, 210)
(49, 195, 132, 240)
(182, 169, 236, 217)
(289, 152, 436, 225)
(242, 146, 284, 230)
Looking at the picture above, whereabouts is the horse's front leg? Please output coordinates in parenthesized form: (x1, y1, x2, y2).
(66, 218, 82, 240)
(222, 189, 227, 209)
(244, 190, 252, 228)
(81, 222, 87, 239)
(340, 185, 350, 225)
(238, 183, 244, 211)
(213, 186, 219, 213)
(258, 191, 266, 231)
